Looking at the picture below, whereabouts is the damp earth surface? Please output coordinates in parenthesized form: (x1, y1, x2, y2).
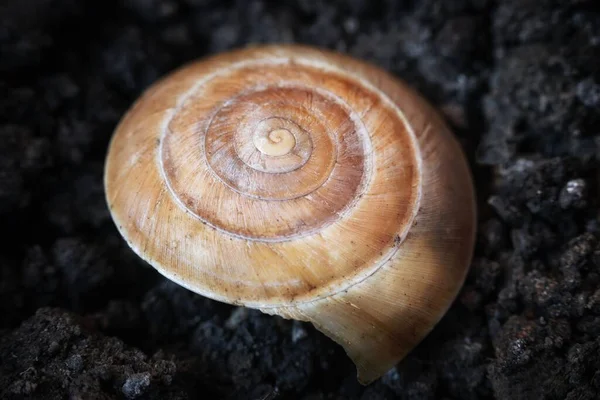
(1, 0, 600, 399)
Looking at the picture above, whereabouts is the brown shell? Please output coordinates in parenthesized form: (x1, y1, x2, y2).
(104, 44, 476, 384)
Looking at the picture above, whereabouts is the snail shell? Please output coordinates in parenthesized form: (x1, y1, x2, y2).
(104, 45, 476, 384)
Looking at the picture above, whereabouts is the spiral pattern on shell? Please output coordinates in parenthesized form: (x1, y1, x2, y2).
(162, 72, 379, 241)
(105, 45, 476, 383)
(108, 47, 425, 306)
(160, 58, 422, 245)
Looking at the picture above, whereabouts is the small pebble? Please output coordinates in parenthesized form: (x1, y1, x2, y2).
(559, 179, 587, 209)
(122, 372, 151, 399)
(291, 321, 308, 343)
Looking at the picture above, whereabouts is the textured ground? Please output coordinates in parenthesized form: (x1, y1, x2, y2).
(1, 0, 600, 399)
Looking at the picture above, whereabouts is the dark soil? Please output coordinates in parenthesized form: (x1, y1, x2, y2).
(1, 0, 599, 399)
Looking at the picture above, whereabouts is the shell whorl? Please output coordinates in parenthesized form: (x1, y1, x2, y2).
(161, 76, 378, 242)
(105, 45, 476, 384)
(111, 51, 423, 305)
